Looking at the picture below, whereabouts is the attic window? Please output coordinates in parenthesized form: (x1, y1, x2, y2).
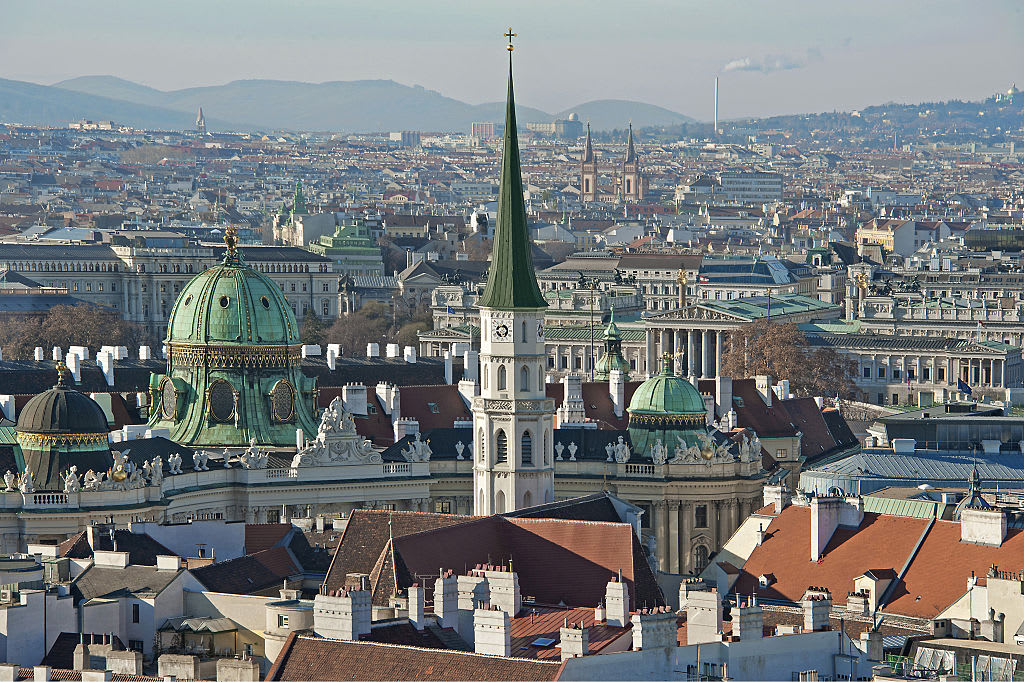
(428, 402, 440, 413)
(733, 397, 745, 407)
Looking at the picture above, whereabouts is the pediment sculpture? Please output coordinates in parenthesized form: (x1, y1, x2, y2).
(291, 397, 382, 467)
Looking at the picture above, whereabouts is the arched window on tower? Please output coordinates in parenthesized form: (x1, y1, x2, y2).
(478, 428, 486, 463)
(497, 365, 507, 391)
(496, 430, 508, 463)
(521, 430, 533, 466)
(520, 365, 529, 392)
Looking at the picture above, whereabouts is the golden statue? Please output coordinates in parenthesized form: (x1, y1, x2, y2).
(224, 225, 238, 253)
(677, 269, 689, 308)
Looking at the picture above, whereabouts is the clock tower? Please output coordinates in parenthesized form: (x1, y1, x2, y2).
(472, 31, 555, 515)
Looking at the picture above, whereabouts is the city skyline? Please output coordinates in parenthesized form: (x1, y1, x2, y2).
(2, 0, 1021, 121)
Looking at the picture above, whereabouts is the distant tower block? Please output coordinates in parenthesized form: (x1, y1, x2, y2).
(195, 107, 207, 134)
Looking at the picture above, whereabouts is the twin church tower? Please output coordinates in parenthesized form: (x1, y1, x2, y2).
(580, 121, 645, 203)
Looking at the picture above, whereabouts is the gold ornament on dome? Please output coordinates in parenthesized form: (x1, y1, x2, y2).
(17, 432, 109, 447)
(167, 342, 302, 369)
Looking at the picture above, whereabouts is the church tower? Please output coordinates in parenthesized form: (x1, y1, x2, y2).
(472, 31, 555, 515)
(580, 122, 597, 203)
(620, 122, 643, 202)
(195, 107, 206, 134)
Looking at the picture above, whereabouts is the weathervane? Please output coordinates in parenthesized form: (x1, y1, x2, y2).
(505, 27, 516, 53)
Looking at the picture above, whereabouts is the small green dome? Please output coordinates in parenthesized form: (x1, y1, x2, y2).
(166, 251, 298, 346)
(628, 367, 707, 416)
(627, 367, 709, 456)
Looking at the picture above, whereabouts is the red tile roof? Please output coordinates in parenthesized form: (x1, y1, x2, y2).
(244, 523, 293, 554)
(509, 605, 630, 660)
(267, 634, 564, 681)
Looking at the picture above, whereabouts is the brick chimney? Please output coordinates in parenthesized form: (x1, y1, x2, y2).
(604, 570, 630, 627)
(630, 607, 678, 650)
(433, 569, 458, 630)
(801, 588, 832, 631)
(734, 594, 763, 640)
(473, 606, 511, 657)
(560, 620, 589, 660)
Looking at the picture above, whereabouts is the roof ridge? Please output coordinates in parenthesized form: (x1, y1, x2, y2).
(293, 634, 562, 663)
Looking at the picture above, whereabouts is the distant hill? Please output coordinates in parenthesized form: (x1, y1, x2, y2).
(555, 100, 695, 130)
(0, 78, 243, 130)
(50, 76, 695, 132)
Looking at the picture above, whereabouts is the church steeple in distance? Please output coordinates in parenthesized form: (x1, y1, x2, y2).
(477, 30, 546, 311)
(583, 122, 594, 163)
(624, 120, 637, 163)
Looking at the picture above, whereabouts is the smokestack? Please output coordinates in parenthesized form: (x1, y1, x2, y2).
(714, 76, 719, 136)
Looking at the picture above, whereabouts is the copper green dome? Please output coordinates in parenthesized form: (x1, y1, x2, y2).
(148, 231, 318, 450)
(628, 367, 706, 416)
(17, 366, 108, 435)
(627, 366, 708, 457)
(166, 250, 298, 347)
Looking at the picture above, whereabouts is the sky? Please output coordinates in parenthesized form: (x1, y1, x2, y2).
(2, 0, 1022, 120)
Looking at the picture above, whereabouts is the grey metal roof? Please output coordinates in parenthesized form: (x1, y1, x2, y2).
(807, 332, 1017, 353)
(801, 447, 1024, 496)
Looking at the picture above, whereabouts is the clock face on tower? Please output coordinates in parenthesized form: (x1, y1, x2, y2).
(536, 321, 544, 339)
(493, 321, 510, 339)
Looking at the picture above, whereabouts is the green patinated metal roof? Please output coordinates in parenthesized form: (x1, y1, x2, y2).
(863, 495, 940, 519)
(545, 326, 645, 342)
(699, 293, 838, 321)
(476, 60, 546, 311)
(628, 367, 707, 416)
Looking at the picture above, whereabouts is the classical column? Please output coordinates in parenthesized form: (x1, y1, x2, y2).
(715, 331, 723, 376)
(668, 500, 680, 574)
(687, 331, 696, 376)
(732, 499, 742, 537)
(654, 501, 669, 572)
(700, 331, 710, 378)
(711, 500, 722, 551)
(646, 330, 656, 377)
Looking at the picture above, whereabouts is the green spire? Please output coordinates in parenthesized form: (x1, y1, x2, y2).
(477, 51, 546, 311)
(293, 180, 307, 214)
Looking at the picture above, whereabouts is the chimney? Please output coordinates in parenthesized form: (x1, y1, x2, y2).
(96, 350, 115, 387)
(66, 352, 81, 382)
(33, 667, 50, 682)
(609, 370, 625, 418)
(327, 343, 341, 358)
(326, 346, 337, 370)
(462, 350, 479, 382)
(755, 375, 774, 407)
(560, 621, 589, 661)
(301, 345, 322, 358)
(604, 571, 630, 627)
(860, 631, 883, 662)
(312, 586, 371, 640)
(810, 495, 843, 562)
(34, 347, 44, 361)
(386, 343, 400, 358)
(375, 382, 396, 415)
(0, 665, 18, 682)
(715, 376, 733, 421)
(474, 606, 511, 657)
(408, 583, 426, 630)
(138, 345, 151, 361)
(341, 384, 368, 415)
(393, 417, 419, 443)
(444, 352, 453, 384)
(0, 395, 14, 422)
(630, 607, 678, 650)
(734, 595, 763, 640)
(683, 586, 722, 644)
(483, 567, 521, 615)
(801, 588, 832, 631)
(403, 346, 417, 363)
(763, 484, 791, 514)
(777, 379, 791, 401)
(366, 343, 379, 358)
(457, 571, 490, 643)
(52, 346, 62, 362)
(73, 635, 89, 670)
(727, 409, 738, 430)
(961, 507, 1007, 547)
(433, 570, 459, 630)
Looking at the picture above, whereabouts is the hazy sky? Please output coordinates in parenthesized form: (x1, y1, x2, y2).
(3, 0, 1022, 120)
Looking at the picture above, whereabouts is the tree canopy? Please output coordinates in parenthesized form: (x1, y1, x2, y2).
(0, 304, 156, 360)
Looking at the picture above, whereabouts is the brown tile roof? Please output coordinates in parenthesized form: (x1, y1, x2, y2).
(323, 510, 474, 594)
(545, 381, 642, 430)
(394, 384, 472, 431)
(190, 546, 301, 595)
(244, 523, 293, 554)
(733, 507, 929, 609)
(509, 605, 630, 660)
(267, 634, 564, 681)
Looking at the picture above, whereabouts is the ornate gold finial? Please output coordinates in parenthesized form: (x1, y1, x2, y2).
(505, 27, 516, 52)
(56, 361, 68, 386)
(224, 225, 238, 253)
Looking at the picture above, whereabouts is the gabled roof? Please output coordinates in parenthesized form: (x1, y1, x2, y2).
(267, 634, 563, 681)
(73, 564, 184, 602)
(189, 546, 301, 595)
(59, 529, 177, 566)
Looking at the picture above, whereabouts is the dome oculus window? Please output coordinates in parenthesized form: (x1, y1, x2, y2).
(183, 295, 192, 306)
(160, 378, 177, 421)
(261, 296, 271, 309)
(270, 380, 295, 422)
(219, 295, 230, 308)
(208, 380, 235, 422)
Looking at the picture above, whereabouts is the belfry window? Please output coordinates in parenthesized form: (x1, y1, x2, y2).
(521, 431, 533, 465)
(496, 430, 508, 463)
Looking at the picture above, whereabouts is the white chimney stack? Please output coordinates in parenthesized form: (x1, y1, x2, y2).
(403, 346, 417, 363)
(65, 353, 81, 382)
(386, 343, 400, 358)
(326, 347, 337, 371)
(34, 347, 44, 361)
(366, 343, 379, 358)
(96, 350, 114, 387)
(610, 370, 625, 418)
(444, 352, 453, 384)
(139, 346, 151, 361)
(52, 346, 62, 362)
(604, 571, 630, 627)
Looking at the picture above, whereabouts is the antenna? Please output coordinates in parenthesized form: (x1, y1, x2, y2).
(714, 76, 719, 136)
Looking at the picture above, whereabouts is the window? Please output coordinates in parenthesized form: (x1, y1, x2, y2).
(776, 448, 788, 459)
(427, 402, 440, 413)
(290, 283, 296, 292)
(520, 365, 529, 392)
(278, 614, 289, 628)
(892, 369, 901, 380)
(496, 430, 508, 463)
(323, 283, 330, 292)
(367, 404, 377, 414)
(923, 367, 930, 381)
(693, 545, 710, 572)
(128, 640, 144, 653)
(434, 500, 452, 514)
(521, 431, 533, 465)
(878, 367, 886, 379)
(302, 283, 307, 292)
(497, 365, 507, 391)
(132, 603, 140, 623)
(695, 505, 708, 528)
(937, 367, 945, 382)
(863, 367, 870, 378)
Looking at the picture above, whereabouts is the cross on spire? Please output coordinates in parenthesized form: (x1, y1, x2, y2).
(504, 27, 516, 52)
